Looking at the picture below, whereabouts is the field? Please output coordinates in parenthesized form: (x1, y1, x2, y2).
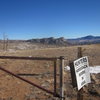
(0, 42, 100, 100)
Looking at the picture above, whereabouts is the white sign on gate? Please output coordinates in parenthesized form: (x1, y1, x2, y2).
(74, 56, 91, 90)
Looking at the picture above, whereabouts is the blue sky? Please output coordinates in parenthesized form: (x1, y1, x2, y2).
(0, 0, 100, 40)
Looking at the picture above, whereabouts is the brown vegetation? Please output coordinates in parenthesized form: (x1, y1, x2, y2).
(0, 42, 99, 100)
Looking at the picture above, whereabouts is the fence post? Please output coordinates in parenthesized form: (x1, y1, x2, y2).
(59, 56, 65, 100)
(77, 47, 83, 100)
(69, 61, 77, 88)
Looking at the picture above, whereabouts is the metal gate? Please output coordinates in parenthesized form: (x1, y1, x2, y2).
(0, 56, 65, 100)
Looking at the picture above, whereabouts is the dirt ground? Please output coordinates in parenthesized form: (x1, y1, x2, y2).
(0, 43, 100, 100)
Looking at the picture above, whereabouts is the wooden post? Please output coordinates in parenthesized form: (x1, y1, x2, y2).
(77, 47, 83, 100)
(77, 47, 82, 58)
(3, 33, 8, 51)
(59, 56, 65, 100)
(3, 33, 6, 51)
(5, 38, 9, 51)
(69, 61, 77, 88)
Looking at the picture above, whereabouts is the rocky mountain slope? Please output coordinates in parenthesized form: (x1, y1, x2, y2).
(27, 37, 68, 45)
(27, 35, 100, 45)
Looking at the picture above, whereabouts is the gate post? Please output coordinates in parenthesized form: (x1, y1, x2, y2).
(54, 60, 57, 96)
(59, 56, 65, 100)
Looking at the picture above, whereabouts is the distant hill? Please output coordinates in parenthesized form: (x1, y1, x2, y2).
(68, 35, 100, 45)
(26, 37, 68, 45)
(26, 35, 100, 45)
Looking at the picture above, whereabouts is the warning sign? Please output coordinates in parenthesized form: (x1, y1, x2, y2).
(74, 56, 91, 90)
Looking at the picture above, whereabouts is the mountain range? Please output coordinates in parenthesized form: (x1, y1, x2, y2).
(27, 35, 100, 45)
(68, 35, 100, 45)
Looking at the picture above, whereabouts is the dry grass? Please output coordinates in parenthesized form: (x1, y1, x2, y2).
(0, 43, 99, 100)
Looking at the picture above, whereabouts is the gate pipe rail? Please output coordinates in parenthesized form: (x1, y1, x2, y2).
(0, 66, 60, 98)
(0, 56, 59, 61)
